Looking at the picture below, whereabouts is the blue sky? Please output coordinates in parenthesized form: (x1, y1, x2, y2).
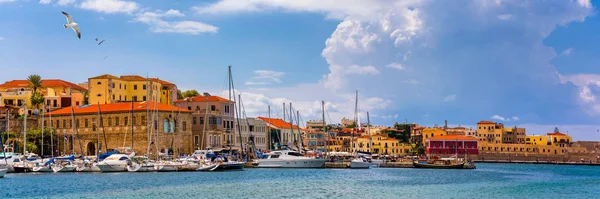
(1, 0, 600, 140)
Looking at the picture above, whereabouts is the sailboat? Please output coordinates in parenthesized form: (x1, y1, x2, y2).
(350, 90, 370, 169)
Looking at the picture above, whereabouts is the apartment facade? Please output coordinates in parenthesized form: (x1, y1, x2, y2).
(88, 74, 177, 105)
(234, 117, 269, 152)
(0, 79, 86, 115)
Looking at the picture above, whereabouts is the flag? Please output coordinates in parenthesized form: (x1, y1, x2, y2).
(64, 135, 68, 141)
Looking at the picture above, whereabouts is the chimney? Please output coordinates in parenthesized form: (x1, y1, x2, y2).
(203, 92, 210, 96)
(444, 120, 448, 129)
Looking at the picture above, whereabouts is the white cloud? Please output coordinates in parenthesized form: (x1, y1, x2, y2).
(491, 115, 507, 121)
(57, 0, 76, 6)
(562, 48, 573, 56)
(560, 74, 600, 114)
(133, 9, 218, 35)
(497, 14, 512, 20)
(443, 94, 456, 102)
(386, 62, 405, 70)
(245, 70, 286, 85)
(0, 0, 16, 3)
(39, 0, 52, 4)
(511, 116, 519, 121)
(347, 65, 380, 75)
(79, 0, 139, 14)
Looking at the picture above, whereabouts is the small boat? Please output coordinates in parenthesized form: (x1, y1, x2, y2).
(0, 168, 6, 178)
(154, 161, 182, 172)
(32, 159, 54, 172)
(413, 158, 468, 169)
(257, 149, 325, 168)
(52, 156, 77, 172)
(127, 156, 156, 172)
(196, 163, 217, 171)
(76, 160, 101, 172)
(97, 154, 131, 172)
(350, 157, 371, 169)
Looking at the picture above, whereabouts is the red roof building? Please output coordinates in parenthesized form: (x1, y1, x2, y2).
(426, 135, 479, 155)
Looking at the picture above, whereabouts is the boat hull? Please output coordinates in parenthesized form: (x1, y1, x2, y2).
(52, 165, 77, 172)
(76, 165, 101, 172)
(196, 164, 217, 171)
(0, 169, 6, 178)
(256, 159, 326, 168)
(32, 166, 53, 172)
(212, 162, 244, 171)
(350, 161, 371, 169)
(413, 162, 465, 169)
(97, 164, 128, 172)
(13, 166, 32, 173)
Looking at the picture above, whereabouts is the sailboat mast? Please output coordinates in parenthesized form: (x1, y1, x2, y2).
(202, 97, 208, 150)
(352, 90, 358, 153)
(130, 100, 134, 154)
(228, 66, 232, 155)
(146, 75, 150, 156)
(296, 110, 303, 153)
(41, 102, 45, 158)
(229, 66, 244, 159)
(177, 107, 181, 158)
(267, 105, 271, 150)
(282, 103, 286, 148)
(50, 109, 53, 157)
(3, 110, 7, 165)
(23, 104, 27, 155)
(322, 101, 327, 158)
(98, 102, 108, 152)
(289, 103, 296, 151)
(367, 111, 372, 154)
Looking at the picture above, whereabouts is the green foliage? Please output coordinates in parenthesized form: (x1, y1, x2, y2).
(27, 74, 42, 92)
(177, 89, 183, 100)
(30, 92, 44, 109)
(345, 122, 356, 129)
(83, 90, 89, 105)
(387, 123, 411, 143)
(416, 145, 425, 155)
(182, 90, 200, 98)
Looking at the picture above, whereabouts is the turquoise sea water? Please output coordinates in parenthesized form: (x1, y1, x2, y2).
(3, 163, 600, 199)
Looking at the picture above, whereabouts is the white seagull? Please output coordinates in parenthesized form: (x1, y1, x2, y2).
(62, 11, 81, 39)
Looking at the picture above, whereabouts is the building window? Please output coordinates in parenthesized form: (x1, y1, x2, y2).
(56, 120, 60, 129)
(211, 105, 216, 111)
(193, 117, 197, 125)
(132, 96, 137, 102)
(108, 117, 112, 126)
(188, 106, 192, 111)
(92, 123, 96, 131)
(141, 116, 146, 124)
(134, 85, 138, 90)
(217, 117, 222, 125)
(124, 117, 128, 126)
(225, 105, 229, 113)
(200, 117, 204, 125)
(119, 96, 122, 101)
(115, 117, 119, 126)
(125, 85, 127, 89)
(143, 96, 147, 101)
(97, 81, 101, 85)
(183, 122, 187, 131)
(85, 119, 89, 128)
(163, 119, 169, 133)
(143, 85, 146, 90)
(119, 84, 122, 89)
(76, 119, 79, 128)
(194, 136, 199, 147)
(125, 96, 127, 101)
(113, 95, 115, 100)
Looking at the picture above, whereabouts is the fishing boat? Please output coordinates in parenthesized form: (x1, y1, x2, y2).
(413, 158, 466, 169)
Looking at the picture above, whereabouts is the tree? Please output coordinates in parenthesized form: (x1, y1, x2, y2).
(177, 89, 183, 100)
(388, 123, 411, 143)
(27, 74, 44, 110)
(182, 90, 200, 98)
(83, 90, 89, 105)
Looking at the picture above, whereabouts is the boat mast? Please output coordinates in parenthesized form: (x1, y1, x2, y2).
(229, 66, 244, 159)
(71, 106, 83, 156)
(155, 91, 159, 158)
(239, 94, 255, 158)
(202, 96, 208, 149)
(146, 74, 150, 156)
(352, 90, 358, 154)
(41, 102, 45, 159)
(282, 103, 286, 149)
(367, 111, 372, 154)
(267, 105, 271, 151)
(4, 110, 9, 164)
(289, 103, 296, 151)
(96, 103, 101, 160)
(322, 101, 327, 158)
(177, 107, 181, 158)
(98, 102, 108, 153)
(130, 100, 134, 154)
(23, 103, 27, 155)
(49, 108, 53, 157)
(296, 110, 303, 153)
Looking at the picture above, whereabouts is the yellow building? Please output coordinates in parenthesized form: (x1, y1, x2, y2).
(525, 135, 548, 146)
(88, 75, 177, 105)
(352, 134, 411, 156)
(421, 127, 447, 145)
(0, 79, 86, 115)
(477, 121, 504, 144)
(547, 132, 572, 147)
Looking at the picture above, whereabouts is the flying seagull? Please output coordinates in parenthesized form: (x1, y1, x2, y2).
(95, 38, 105, 45)
(62, 11, 81, 39)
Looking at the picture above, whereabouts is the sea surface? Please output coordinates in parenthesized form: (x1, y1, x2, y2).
(2, 163, 600, 199)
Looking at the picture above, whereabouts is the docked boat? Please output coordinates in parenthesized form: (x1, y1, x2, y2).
(350, 157, 371, 169)
(413, 158, 468, 169)
(52, 156, 77, 172)
(196, 162, 218, 171)
(154, 161, 182, 172)
(76, 159, 101, 172)
(32, 159, 54, 172)
(211, 159, 245, 171)
(97, 154, 131, 172)
(257, 149, 326, 168)
(127, 156, 156, 172)
(0, 168, 6, 178)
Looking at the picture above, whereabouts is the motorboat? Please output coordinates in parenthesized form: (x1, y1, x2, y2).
(52, 156, 77, 172)
(76, 159, 101, 172)
(32, 159, 54, 172)
(350, 157, 371, 169)
(154, 161, 182, 172)
(127, 156, 156, 172)
(257, 149, 326, 168)
(97, 154, 131, 172)
(0, 168, 6, 178)
(196, 162, 217, 171)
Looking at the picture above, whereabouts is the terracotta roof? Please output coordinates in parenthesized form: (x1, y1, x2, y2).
(148, 78, 174, 86)
(119, 75, 147, 81)
(89, 74, 120, 79)
(0, 79, 86, 91)
(383, 138, 399, 141)
(45, 101, 190, 116)
(427, 135, 478, 141)
(547, 132, 567, 136)
(477, 120, 495, 124)
(257, 117, 299, 129)
(413, 126, 426, 130)
(175, 95, 233, 103)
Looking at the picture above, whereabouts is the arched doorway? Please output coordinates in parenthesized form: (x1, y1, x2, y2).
(87, 142, 96, 156)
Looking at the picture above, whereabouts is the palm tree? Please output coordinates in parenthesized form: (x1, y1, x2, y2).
(27, 74, 44, 110)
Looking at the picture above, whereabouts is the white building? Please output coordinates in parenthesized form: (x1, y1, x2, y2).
(234, 117, 269, 152)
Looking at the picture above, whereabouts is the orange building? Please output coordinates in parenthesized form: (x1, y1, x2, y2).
(0, 79, 86, 115)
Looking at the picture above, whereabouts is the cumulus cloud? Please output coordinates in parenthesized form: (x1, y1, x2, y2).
(133, 9, 218, 35)
(562, 48, 574, 56)
(0, 0, 16, 3)
(491, 115, 507, 121)
(386, 62, 405, 70)
(79, 0, 139, 14)
(57, 0, 76, 6)
(245, 70, 286, 85)
(39, 0, 52, 4)
(194, 0, 596, 127)
(491, 115, 520, 122)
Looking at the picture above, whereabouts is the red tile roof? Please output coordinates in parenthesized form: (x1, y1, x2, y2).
(383, 138, 399, 141)
(427, 135, 478, 141)
(148, 78, 174, 86)
(547, 132, 567, 136)
(89, 74, 120, 79)
(477, 120, 495, 124)
(0, 79, 86, 91)
(45, 101, 190, 116)
(175, 95, 233, 103)
(257, 117, 299, 129)
(119, 75, 147, 81)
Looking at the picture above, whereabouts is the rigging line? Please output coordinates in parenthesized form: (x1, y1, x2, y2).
(324, 104, 334, 125)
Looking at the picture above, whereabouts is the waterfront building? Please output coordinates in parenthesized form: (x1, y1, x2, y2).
(476, 121, 505, 144)
(305, 120, 325, 131)
(174, 93, 234, 150)
(304, 129, 325, 152)
(547, 131, 572, 147)
(353, 134, 410, 155)
(421, 127, 447, 145)
(525, 135, 549, 145)
(340, 117, 353, 127)
(88, 74, 177, 105)
(426, 135, 479, 156)
(411, 126, 425, 144)
(258, 117, 301, 148)
(0, 79, 86, 115)
(502, 126, 526, 144)
(44, 101, 192, 156)
(233, 117, 269, 152)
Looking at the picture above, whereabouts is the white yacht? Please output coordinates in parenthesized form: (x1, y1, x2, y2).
(0, 168, 6, 178)
(350, 157, 371, 169)
(76, 159, 101, 172)
(52, 156, 77, 172)
(127, 156, 155, 172)
(97, 154, 131, 172)
(257, 149, 326, 168)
